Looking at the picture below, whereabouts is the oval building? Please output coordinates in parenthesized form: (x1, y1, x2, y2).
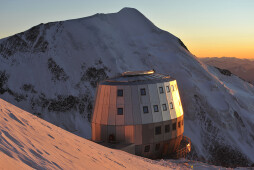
(91, 70, 187, 158)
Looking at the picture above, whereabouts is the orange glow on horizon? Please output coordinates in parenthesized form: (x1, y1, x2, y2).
(171, 29, 254, 59)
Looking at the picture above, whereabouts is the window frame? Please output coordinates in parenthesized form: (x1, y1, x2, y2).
(140, 88, 146, 96)
(117, 89, 123, 97)
(171, 85, 174, 91)
(162, 104, 167, 111)
(173, 123, 176, 130)
(165, 124, 170, 133)
(166, 86, 170, 93)
(178, 121, 181, 128)
(159, 87, 164, 94)
(144, 145, 150, 152)
(117, 108, 123, 115)
(153, 105, 159, 112)
(155, 126, 162, 135)
(143, 106, 149, 114)
(170, 102, 174, 109)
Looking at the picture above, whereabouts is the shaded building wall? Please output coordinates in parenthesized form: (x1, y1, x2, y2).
(92, 115, 184, 148)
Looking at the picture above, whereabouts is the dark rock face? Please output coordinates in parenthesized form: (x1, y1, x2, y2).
(0, 71, 8, 94)
(47, 58, 69, 82)
(24, 24, 41, 43)
(178, 38, 189, 52)
(48, 95, 78, 112)
(216, 67, 232, 76)
(0, 35, 29, 58)
(208, 142, 250, 168)
(21, 84, 37, 93)
(81, 67, 108, 88)
(0, 24, 49, 59)
(234, 111, 245, 128)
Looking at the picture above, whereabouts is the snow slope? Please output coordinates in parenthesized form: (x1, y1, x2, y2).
(0, 8, 254, 167)
(0, 98, 225, 169)
(200, 57, 254, 85)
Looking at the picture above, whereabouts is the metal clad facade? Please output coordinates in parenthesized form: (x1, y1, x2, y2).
(157, 83, 170, 122)
(148, 83, 162, 123)
(125, 125, 134, 143)
(92, 85, 101, 123)
(116, 125, 125, 142)
(163, 120, 172, 141)
(131, 86, 142, 125)
(171, 80, 182, 118)
(101, 124, 107, 142)
(116, 86, 125, 125)
(169, 81, 177, 119)
(153, 122, 163, 143)
(91, 72, 186, 158)
(162, 82, 171, 120)
(175, 81, 183, 116)
(164, 82, 172, 120)
(124, 86, 133, 125)
(138, 85, 153, 124)
(107, 125, 116, 140)
(134, 125, 142, 145)
(142, 123, 154, 144)
(96, 85, 105, 124)
(101, 85, 110, 125)
(108, 86, 116, 125)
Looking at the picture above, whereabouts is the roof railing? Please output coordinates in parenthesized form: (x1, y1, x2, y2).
(121, 69, 155, 76)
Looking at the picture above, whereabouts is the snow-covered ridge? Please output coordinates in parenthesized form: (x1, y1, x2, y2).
(200, 57, 254, 85)
(0, 98, 226, 169)
(0, 8, 254, 167)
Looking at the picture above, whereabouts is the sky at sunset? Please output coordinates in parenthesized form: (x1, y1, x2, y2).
(1, 0, 253, 59)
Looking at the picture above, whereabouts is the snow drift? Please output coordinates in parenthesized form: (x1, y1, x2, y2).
(0, 8, 254, 167)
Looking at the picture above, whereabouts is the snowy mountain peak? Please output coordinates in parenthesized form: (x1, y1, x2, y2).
(118, 7, 140, 13)
(0, 8, 254, 168)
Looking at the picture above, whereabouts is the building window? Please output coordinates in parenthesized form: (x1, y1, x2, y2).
(166, 86, 170, 93)
(178, 122, 181, 128)
(155, 126, 161, 135)
(155, 143, 160, 151)
(140, 88, 146, 96)
(170, 102, 174, 109)
(165, 124, 170, 133)
(173, 123, 176, 130)
(153, 105, 159, 112)
(171, 85, 174, 91)
(143, 106, 149, 113)
(144, 145, 150, 152)
(162, 104, 167, 111)
(117, 89, 123, 97)
(182, 120, 184, 126)
(159, 87, 164, 94)
(117, 108, 123, 115)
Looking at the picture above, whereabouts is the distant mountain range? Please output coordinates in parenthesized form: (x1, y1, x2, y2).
(0, 8, 254, 167)
(200, 57, 254, 85)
